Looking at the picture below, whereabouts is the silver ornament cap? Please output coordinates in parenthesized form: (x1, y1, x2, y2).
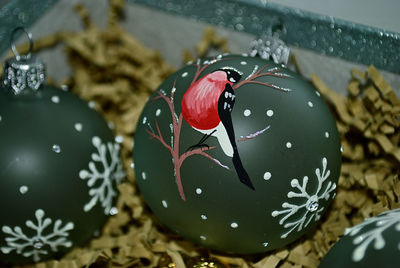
(250, 22, 290, 65)
(1, 27, 46, 95)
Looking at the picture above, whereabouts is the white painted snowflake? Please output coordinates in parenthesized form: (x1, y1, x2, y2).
(79, 136, 125, 215)
(1, 209, 74, 262)
(271, 157, 336, 238)
(345, 208, 400, 262)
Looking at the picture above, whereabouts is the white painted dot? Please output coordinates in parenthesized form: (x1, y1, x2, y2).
(92, 136, 101, 146)
(51, 96, 60, 103)
(108, 122, 115, 129)
(19, 185, 28, 194)
(340, 146, 344, 152)
(243, 109, 251, 117)
(61, 85, 69, 91)
(263, 242, 269, 247)
(0, 115, 2, 122)
(162, 200, 168, 208)
(142, 117, 147, 124)
(88, 101, 95, 108)
(231, 222, 239, 228)
(263, 172, 272, 180)
(52, 144, 61, 153)
(325, 131, 330, 138)
(307, 101, 314, 108)
(200, 235, 207, 240)
(196, 188, 202, 195)
(286, 142, 292, 149)
(109, 207, 118, 215)
(142, 172, 147, 180)
(115, 135, 124, 143)
(266, 110, 274, 117)
(315, 91, 321, 97)
(240, 61, 247, 65)
(79, 170, 89, 179)
(74, 123, 83, 132)
(201, 214, 208, 220)
(156, 109, 161, 116)
(242, 53, 248, 57)
(130, 162, 135, 169)
(181, 72, 188, 77)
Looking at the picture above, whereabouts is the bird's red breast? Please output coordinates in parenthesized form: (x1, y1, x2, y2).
(182, 71, 232, 130)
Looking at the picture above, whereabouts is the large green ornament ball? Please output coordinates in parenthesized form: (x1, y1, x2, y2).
(0, 85, 124, 263)
(133, 54, 341, 254)
(320, 208, 400, 267)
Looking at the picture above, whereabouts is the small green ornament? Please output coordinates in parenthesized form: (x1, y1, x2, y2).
(320, 208, 400, 267)
(0, 28, 124, 264)
(133, 50, 341, 254)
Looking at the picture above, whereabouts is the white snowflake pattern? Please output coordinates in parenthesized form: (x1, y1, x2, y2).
(345, 208, 400, 262)
(271, 157, 336, 238)
(79, 136, 125, 214)
(1, 209, 74, 262)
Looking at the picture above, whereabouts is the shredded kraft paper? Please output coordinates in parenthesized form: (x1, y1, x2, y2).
(2, 1, 399, 267)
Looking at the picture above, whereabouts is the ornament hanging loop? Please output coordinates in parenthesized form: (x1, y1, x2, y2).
(269, 20, 287, 39)
(10, 27, 33, 61)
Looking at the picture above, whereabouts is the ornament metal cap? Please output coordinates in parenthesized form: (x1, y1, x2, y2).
(250, 22, 290, 66)
(1, 27, 46, 95)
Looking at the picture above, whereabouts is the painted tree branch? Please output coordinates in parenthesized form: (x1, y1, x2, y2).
(147, 77, 228, 201)
(189, 56, 231, 85)
(233, 65, 292, 92)
(237, 125, 270, 142)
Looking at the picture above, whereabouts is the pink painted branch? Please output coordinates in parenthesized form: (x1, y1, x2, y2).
(179, 146, 229, 170)
(145, 123, 173, 154)
(190, 63, 209, 85)
(246, 80, 285, 89)
(170, 79, 177, 117)
(174, 113, 183, 153)
(197, 151, 230, 170)
(174, 161, 186, 201)
(153, 91, 169, 102)
(237, 125, 270, 142)
(253, 72, 289, 79)
(234, 80, 290, 92)
(179, 146, 217, 164)
(233, 65, 292, 90)
(189, 57, 233, 85)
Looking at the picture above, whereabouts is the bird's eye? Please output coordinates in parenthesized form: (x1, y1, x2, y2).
(229, 77, 236, 83)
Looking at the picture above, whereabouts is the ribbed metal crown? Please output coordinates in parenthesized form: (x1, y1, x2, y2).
(1, 27, 46, 95)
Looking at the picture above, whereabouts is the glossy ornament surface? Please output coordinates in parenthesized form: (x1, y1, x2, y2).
(320, 208, 400, 268)
(133, 54, 341, 254)
(0, 29, 124, 263)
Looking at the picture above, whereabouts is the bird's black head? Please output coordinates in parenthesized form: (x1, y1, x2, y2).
(220, 67, 243, 83)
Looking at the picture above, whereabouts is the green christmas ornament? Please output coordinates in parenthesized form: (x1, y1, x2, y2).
(133, 36, 341, 254)
(320, 208, 400, 267)
(0, 28, 124, 264)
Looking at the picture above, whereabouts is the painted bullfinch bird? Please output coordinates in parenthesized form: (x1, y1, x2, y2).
(181, 67, 255, 190)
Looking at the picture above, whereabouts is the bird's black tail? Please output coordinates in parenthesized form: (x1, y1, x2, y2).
(232, 150, 255, 190)
(218, 83, 255, 191)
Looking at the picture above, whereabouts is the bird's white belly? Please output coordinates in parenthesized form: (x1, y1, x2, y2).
(192, 122, 233, 157)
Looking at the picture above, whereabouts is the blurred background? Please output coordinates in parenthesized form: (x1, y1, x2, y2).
(0, 0, 399, 94)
